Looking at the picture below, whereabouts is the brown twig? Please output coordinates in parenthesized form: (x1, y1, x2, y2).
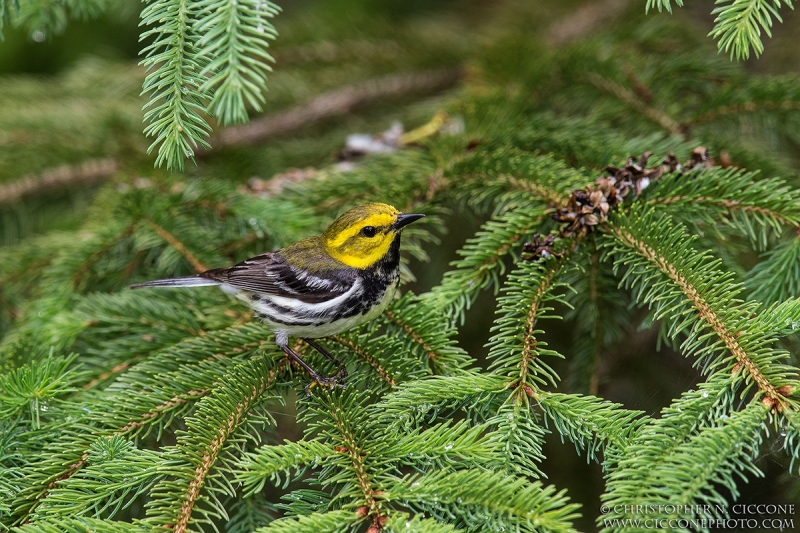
(0, 158, 119, 206)
(71, 223, 137, 288)
(142, 219, 209, 273)
(327, 400, 382, 523)
(588, 73, 683, 136)
(649, 195, 800, 228)
(501, 174, 568, 206)
(588, 249, 602, 397)
(172, 366, 280, 533)
(519, 265, 561, 387)
(202, 68, 464, 153)
(691, 100, 800, 126)
(613, 226, 786, 410)
(384, 309, 439, 361)
(1, 70, 461, 202)
(117, 390, 207, 433)
(545, 0, 631, 46)
(330, 335, 396, 387)
(82, 362, 132, 390)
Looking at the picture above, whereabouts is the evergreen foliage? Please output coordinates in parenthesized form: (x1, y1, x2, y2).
(1, 0, 796, 170)
(2, 2, 800, 533)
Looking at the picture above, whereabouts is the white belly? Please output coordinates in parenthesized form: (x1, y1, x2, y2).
(256, 280, 397, 339)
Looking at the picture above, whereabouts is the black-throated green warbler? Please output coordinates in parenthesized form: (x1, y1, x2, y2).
(130, 203, 424, 389)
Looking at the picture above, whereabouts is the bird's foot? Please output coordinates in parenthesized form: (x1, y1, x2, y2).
(304, 371, 347, 396)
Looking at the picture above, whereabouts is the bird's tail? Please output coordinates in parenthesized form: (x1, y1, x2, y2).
(129, 276, 220, 289)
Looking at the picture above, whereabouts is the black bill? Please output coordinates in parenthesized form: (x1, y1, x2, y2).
(393, 213, 425, 229)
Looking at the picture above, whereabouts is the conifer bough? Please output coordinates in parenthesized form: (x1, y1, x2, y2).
(0, 0, 794, 171)
(2, 129, 800, 531)
(3, 3, 800, 532)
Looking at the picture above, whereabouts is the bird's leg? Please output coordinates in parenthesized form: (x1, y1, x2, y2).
(275, 335, 345, 394)
(303, 338, 348, 379)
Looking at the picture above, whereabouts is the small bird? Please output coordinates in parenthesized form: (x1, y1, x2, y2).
(130, 203, 424, 390)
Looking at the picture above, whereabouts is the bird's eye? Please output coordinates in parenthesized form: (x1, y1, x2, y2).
(360, 226, 377, 238)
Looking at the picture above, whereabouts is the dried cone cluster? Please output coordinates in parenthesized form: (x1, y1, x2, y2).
(523, 147, 716, 259)
(552, 147, 714, 237)
(521, 233, 560, 261)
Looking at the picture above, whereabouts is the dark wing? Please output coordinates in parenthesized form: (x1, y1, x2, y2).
(199, 251, 357, 304)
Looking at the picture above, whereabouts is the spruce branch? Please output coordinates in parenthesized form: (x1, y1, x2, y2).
(12, 340, 267, 522)
(31, 436, 163, 519)
(562, 244, 631, 395)
(224, 493, 275, 533)
(7, 424, 104, 523)
(251, 509, 357, 533)
(606, 208, 797, 410)
(11, 0, 107, 40)
(143, 356, 281, 532)
(141, 218, 210, 273)
(85, 324, 271, 438)
(601, 374, 742, 521)
(587, 73, 683, 136)
(690, 74, 800, 125)
(12, 327, 273, 521)
(332, 318, 437, 385)
(71, 223, 137, 290)
(279, 151, 437, 223)
(0, 0, 19, 39)
(782, 409, 800, 473)
(381, 309, 440, 361)
(645, 0, 683, 14)
(236, 440, 336, 495)
(139, 0, 211, 171)
(0, 354, 82, 429)
(746, 237, 800, 305)
(381, 419, 500, 469)
(710, 0, 795, 60)
(315, 391, 382, 520)
(5, 324, 272, 522)
(547, 149, 712, 240)
(381, 294, 472, 374)
(644, 167, 800, 247)
(486, 256, 570, 392)
(194, 0, 279, 125)
(545, 0, 630, 46)
(388, 470, 580, 533)
(114, 387, 208, 436)
(424, 207, 548, 323)
(383, 513, 463, 533)
(328, 334, 398, 387)
(485, 403, 547, 479)
(534, 392, 646, 464)
(662, 401, 768, 505)
(378, 372, 508, 430)
(641, 0, 796, 60)
(74, 290, 213, 353)
(13, 517, 146, 533)
(5, 10, 800, 528)
(601, 401, 769, 529)
(747, 297, 800, 340)
(74, 296, 225, 364)
(13, 329, 276, 522)
(447, 149, 589, 214)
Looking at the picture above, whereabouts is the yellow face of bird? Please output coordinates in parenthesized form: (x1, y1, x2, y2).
(323, 203, 423, 269)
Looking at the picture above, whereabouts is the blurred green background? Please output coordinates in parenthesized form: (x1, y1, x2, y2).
(1, 0, 799, 529)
